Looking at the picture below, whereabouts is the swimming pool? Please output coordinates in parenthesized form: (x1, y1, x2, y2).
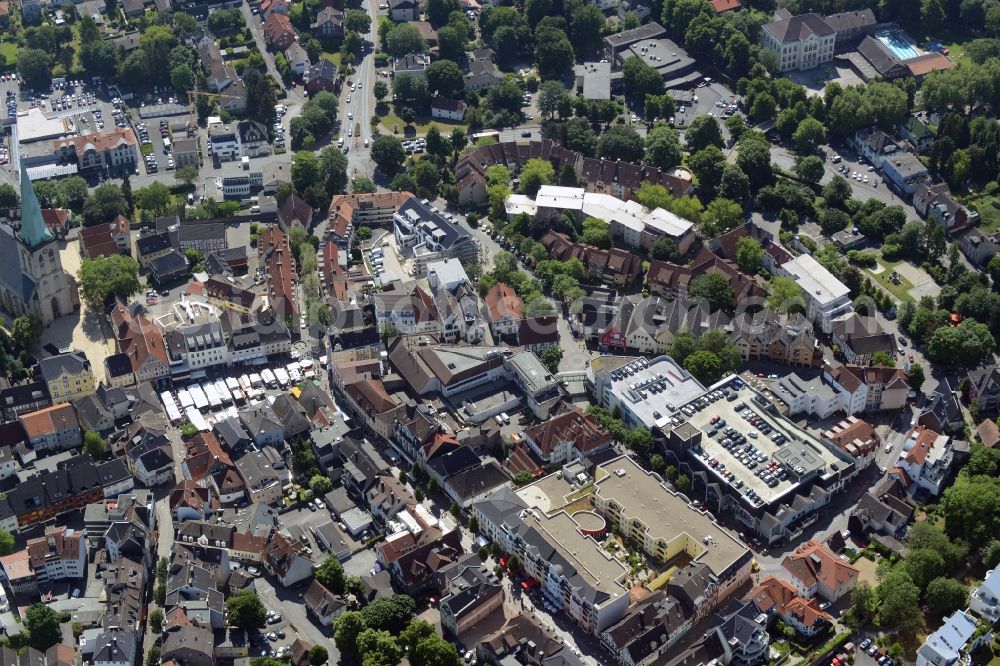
(876, 31, 918, 60)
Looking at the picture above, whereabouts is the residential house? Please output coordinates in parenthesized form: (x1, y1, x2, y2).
(19, 403, 81, 452)
(310, 6, 343, 39)
(38, 350, 95, 403)
(901, 114, 935, 152)
(849, 474, 914, 540)
(263, 13, 297, 51)
(388, 0, 418, 21)
(825, 364, 909, 414)
(955, 227, 1000, 268)
(431, 99, 467, 121)
(916, 382, 964, 434)
(831, 313, 895, 366)
(542, 231, 642, 285)
(305, 59, 339, 94)
(438, 554, 503, 639)
(0, 380, 50, 421)
(93, 628, 138, 666)
(821, 416, 880, 470)
(161, 624, 214, 666)
(343, 378, 404, 442)
(966, 365, 1000, 415)
(285, 42, 311, 77)
(235, 449, 284, 505)
(79, 214, 130, 259)
(913, 182, 976, 233)
(976, 418, 1000, 448)
(484, 282, 523, 338)
(969, 567, 1000, 625)
(916, 610, 986, 666)
(895, 425, 956, 497)
(127, 436, 174, 486)
(523, 408, 611, 465)
(260, 0, 288, 17)
(302, 579, 347, 626)
(746, 576, 830, 638)
(780, 541, 859, 602)
(388, 529, 463, 596)
(264, 532, 314, 586)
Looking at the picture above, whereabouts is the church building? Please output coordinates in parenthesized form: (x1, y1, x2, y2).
(0, 165, 80, 326)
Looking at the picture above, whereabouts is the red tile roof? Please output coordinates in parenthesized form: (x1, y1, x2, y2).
(781, 541, 859, 593)
(20, 403, 79, 440)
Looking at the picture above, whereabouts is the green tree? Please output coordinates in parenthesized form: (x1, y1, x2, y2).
(649, 237, 680, 262)
(925, 577, 967, 616)
(426, 60, 465, 98)
(581, 217, 612, 248)
(309, 645, 329, 666)
(135, 182, 172, 217)
(11, 316, 41, 350)
(309, 474, 334, 495)
(877, 569, 922, 630)
(412, 635, 462, 666)
(644, 124, 683, 170)
(361, 595, 416, 634)
(688, 145, 726, 198)
(702, 198, 742, 237)
(531, 27, 575, 79)
(540, 346, 563, 372)
(669, 329, 697, 365)
(385, 23, 427, 57)
(796, 155, 825, 184)
(374, 79, 389, 102)
(688, 273, 733, 311)
(371, 137, 406, 176)
(334, 612, 367, 658)
(908, 363, 925, 391)
(871, 351, 896, 367)
(77, 255, 141, 311)
(147, 647, 160, 666)
(519, 158, 555, 196)
(598, 125, 644, 163)
(513, 471, 535, 487)
(570, 5, 605, 53)
(175, 165, 199, 188)
(225, 589, 267, 630)
(0, 530, 14, 556)
(58, 176, 89, 211)
(358, 629, 404, 666)
(17, 48, 52, 89)
(684, 350, 722, 384)
(0, 184, 18, 208)
(149, 608, 164, 634)
(84, 430, 107, 459)
(25, 604, 62, 650)
(685, 115, 723, 152)
(83, 183, 130, 226)
(767, 276, 805, 313)
(622, 55, 664, 101)
(735, 237, 763, 274)
(792, 117, 825, 155)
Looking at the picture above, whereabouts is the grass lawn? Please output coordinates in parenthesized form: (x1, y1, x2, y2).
(970, 196, 1000, 233)
(321, 51, 341, 67)
(0, 42, 18, 67)
(379, 112, 466, 136)
(868, 255, 915, 302)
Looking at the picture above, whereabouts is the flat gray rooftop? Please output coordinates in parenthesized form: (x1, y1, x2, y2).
(679, 377, 843, 507)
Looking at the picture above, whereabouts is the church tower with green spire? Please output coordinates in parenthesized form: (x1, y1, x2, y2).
(0, 165, 79, 325)
(18, 161, 54, 249)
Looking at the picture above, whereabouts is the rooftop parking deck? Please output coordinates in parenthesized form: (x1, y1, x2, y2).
(675, 377, 843, 508)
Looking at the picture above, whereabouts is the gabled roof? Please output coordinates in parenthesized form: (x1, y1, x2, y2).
(763, 13, 833, 44)
(524, 408, 610, 457)
(19, 403, 79, 439)
(781, 540, 858, 592)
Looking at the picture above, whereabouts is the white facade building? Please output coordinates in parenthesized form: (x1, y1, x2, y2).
(780, 254, 852, 334)
(760, 14, 835, 72)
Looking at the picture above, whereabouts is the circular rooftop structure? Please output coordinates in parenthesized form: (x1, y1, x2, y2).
(573, 511, 608, 538)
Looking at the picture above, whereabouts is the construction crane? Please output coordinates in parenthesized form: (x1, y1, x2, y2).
(186, 90, 243, 130)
